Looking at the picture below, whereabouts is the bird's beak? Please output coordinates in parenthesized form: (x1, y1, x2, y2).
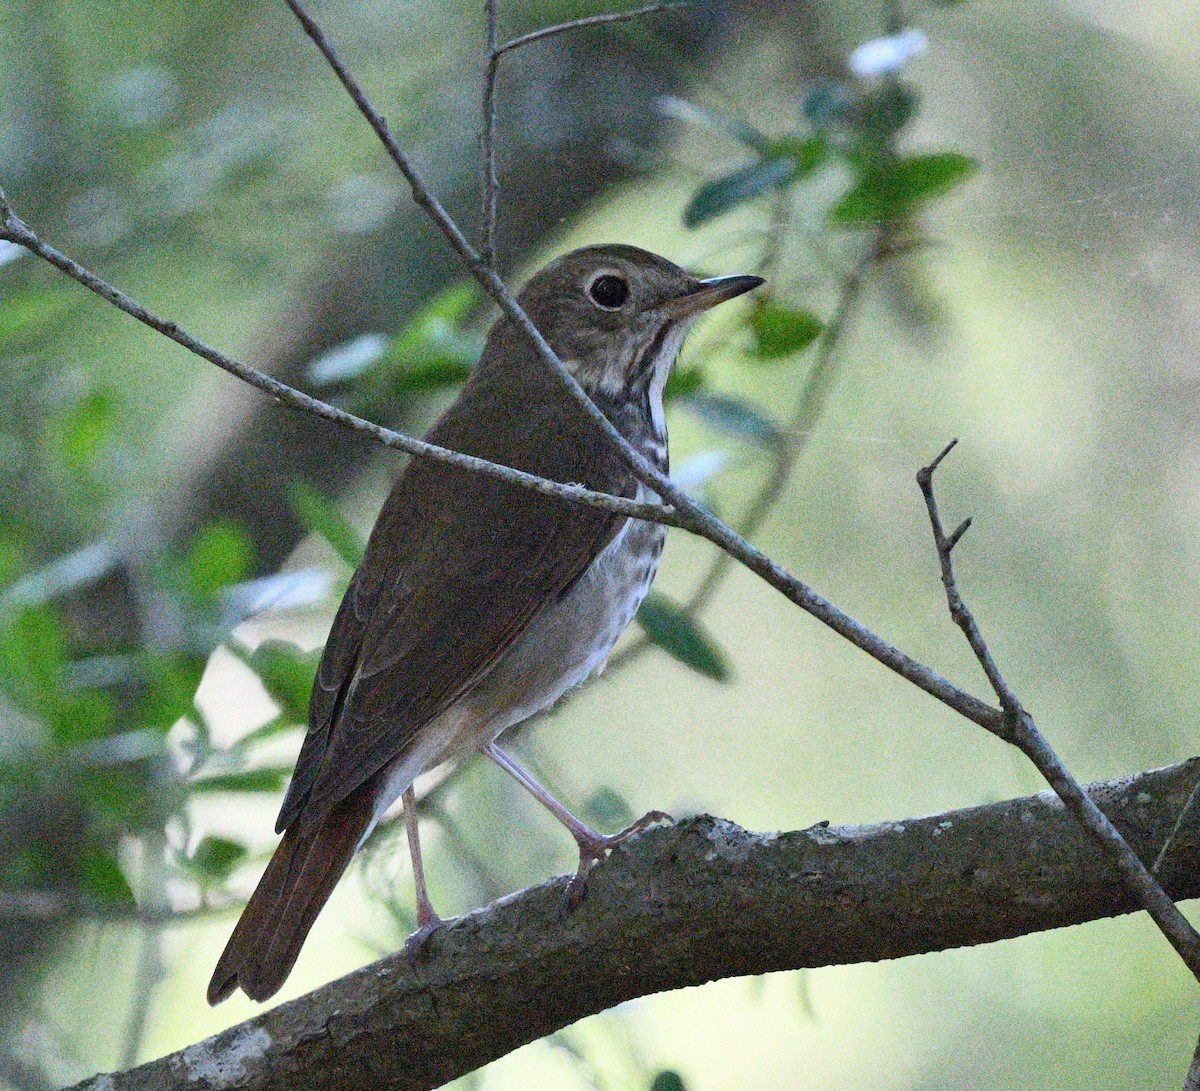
(659, 274, 765, 319)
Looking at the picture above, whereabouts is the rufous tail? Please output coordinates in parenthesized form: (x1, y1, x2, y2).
(207, 780, 377, 1005)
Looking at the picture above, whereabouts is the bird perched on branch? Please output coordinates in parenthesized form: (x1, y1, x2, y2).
(209, 243, 762, 1004)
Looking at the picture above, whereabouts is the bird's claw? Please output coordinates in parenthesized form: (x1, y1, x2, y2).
(404, 913, 444, 965)
(564, 809, 673, 910)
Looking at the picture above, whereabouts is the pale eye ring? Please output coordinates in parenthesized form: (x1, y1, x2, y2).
(588, 273, 630, 310)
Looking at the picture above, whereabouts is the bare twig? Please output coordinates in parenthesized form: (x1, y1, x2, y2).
(479, 0, 687, 272)
(917, 439, 1200, 980)
(481, 0, 501, 269)
(495, 2, 688, 56)
(610, 232, 884, 674)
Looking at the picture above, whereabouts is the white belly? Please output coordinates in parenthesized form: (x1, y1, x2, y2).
(369, 506, 665, 824)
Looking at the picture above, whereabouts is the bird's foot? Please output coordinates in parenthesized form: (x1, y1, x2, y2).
(404, 907, 445, 965)
(565, 809, 672, 910)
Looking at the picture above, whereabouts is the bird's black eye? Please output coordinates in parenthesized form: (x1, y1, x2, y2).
(588, 274, 629, 310)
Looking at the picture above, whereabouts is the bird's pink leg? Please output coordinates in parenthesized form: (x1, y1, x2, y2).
(403, 784, 443, 959)
(484, 743, 669, 906)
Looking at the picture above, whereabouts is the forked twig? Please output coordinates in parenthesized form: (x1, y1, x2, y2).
(918, 439, 1200, 979)
(480, 1, 687, 269)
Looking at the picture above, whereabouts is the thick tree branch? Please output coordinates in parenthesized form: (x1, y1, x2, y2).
(70, 756, 1200, 1091)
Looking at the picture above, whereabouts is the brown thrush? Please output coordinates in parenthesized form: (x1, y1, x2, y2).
(208, 244, 762, 1004)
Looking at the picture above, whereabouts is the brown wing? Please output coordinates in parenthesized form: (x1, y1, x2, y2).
(277, 326, 635, 832)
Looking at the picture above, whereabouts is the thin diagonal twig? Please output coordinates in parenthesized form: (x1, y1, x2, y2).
(1155, 777, 1200, 875)
(0, 191, 677, 528)
(495, 2, 688, 56)
(918, 438, 1200, 981)
(215, 4, 1015, 734)
(481, 0, 501, 269)
(609, 229, 883, 676)
(609, 231, 884, 673)
(0, 180, 996, 734)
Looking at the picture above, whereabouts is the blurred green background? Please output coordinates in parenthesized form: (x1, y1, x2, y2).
(2, 0, 1199, 1087)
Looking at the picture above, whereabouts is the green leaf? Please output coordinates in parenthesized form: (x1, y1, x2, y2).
(0, 605, 64, 716)
(243, 639, 319, 724)
(650, 1073, 688, 1091)
(664, 364, 706, 399)
(685, 157, 797, 228)
(749, 301, 824, 360)
(136, 651, 207, 732)
(50, 690, 116, 746)
(583, 786, 635, 829)
(51, 388, 118, 472)
(683, 394, 783, 446)
(394, 355, 475, 391)
(685, 138, 826, 228)
(855, 81, 919, 146)
(383, 282, 482, 391)
(191, 767, 292, 794)
(80, 847, 136, 909)
(831, 152, 979, 225)
(287, 481, 366, 568)
(802, 80, 856, 128)
(0, 536, 22, 587)
(81, 767, 156, 828)
(187, 835, 249, 884)
(0, 287, 78, 348)
(184, 520, 254, 601)
(235, 714, 297, 749)
(635, 593, 730, 682)
(765, 134, 828, 171)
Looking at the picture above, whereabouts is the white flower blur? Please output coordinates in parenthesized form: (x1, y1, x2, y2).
(849, 28, 929, 78)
